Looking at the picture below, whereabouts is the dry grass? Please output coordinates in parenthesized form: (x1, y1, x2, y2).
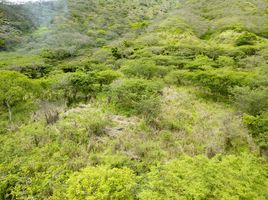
(156, 86, 257, 157)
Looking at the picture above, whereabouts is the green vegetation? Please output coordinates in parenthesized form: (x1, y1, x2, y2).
(68, 167, 137, 200)
(121, 60, 168, 79)
(0, 0, 267, 199)
(139, 154, 268, 200)
(0, 3, 33, 50)
(109, 78, 163, 118)
(0, 71, 40, 128)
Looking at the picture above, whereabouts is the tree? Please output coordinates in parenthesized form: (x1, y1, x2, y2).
(121, 60, 167, 79)
(166, 69, 252, 97)
(69, 72, 99, 103)
(96, 70, 121, 88)
(67, 166, 137, 200)
(0, 71, 39, 123)
(46, 72, 99, 106)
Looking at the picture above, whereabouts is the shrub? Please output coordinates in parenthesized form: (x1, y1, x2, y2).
(86, 113, 109, 137)
(164, 70, 192, 85)
(67, 167, 137, 200)
(151, 55, 184, 67)
(139, 154, 268, 200)
(232, 86, 268, 115)
(185, 55, 216, 70)
(109, 78, 163, 118)
(121, 60, 168, 79)
(239, 45, 260, 56)
(235, 32, 257, 46)
(0, 70, 40, 124)
(0, 39, 6, 50)
(59, 107, 109, 140)
(238, 55, 266, 68)
(216, 56, 235, 67)
(96, 70, 121, 87)
(243, 112, 268, 149)
(46, 72, 100, 105)
(69, 72, 99, 102)
(165, 69, 252, 96)
(41, 47, 77, 60)
(194, 69, 252, 96)
(130, 21, 149, 30)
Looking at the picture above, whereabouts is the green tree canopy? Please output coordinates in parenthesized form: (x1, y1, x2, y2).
(0, 70, 39, 123)
(121, 60, 168, 79)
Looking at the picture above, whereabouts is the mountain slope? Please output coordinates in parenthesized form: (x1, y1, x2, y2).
(0, 2, 33, 50)
(0, 0, 267, 199)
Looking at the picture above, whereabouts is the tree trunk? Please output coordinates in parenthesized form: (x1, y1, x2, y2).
(4, 100, 12, 123)
(85, 95, 91, 103)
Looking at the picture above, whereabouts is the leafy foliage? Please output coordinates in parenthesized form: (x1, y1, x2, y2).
(121, 60, 168, 79)
(139, 154, 268, 200)
(244, 112, 268, 149)
(232, 86, 268, 115)
(165, 69, 252, 97)
(0, 0, 268, 199)
(67, 167, 137, 200)
(236, 32, 257, 46)
(109, 78, 163, 118)
(0, 70, 40, 126)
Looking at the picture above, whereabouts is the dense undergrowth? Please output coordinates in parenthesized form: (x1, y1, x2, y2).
(0, 0, 268, 199)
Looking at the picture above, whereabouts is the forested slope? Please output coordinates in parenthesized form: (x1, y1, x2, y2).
(0, 0, 267, 199)
(0, 2, 33, 50)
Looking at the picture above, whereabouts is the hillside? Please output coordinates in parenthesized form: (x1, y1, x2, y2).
(0, 0, 268, 199)
(0, 2, 33, 50)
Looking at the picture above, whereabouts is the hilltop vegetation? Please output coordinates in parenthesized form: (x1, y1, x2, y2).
(0, 0, 268, 199)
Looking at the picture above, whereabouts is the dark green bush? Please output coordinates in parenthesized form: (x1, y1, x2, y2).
(45, 72, 99, 105)
(236, 32, 257, 46)
(121, 60, 168, 79)
(41, 47, 77, 60)
(96, 70, 121, 87)
(151, 55, 185, 68)
(0, 39, 6, 51)
(194, 70, 252, 96)
(238, 46, 259, 56)
(244, 112, 268, 149)
(232, 86, 268, 115)
(165, 69, 251, 96)
(67, 72, 99, 103)
(163, 44, 206, 57)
